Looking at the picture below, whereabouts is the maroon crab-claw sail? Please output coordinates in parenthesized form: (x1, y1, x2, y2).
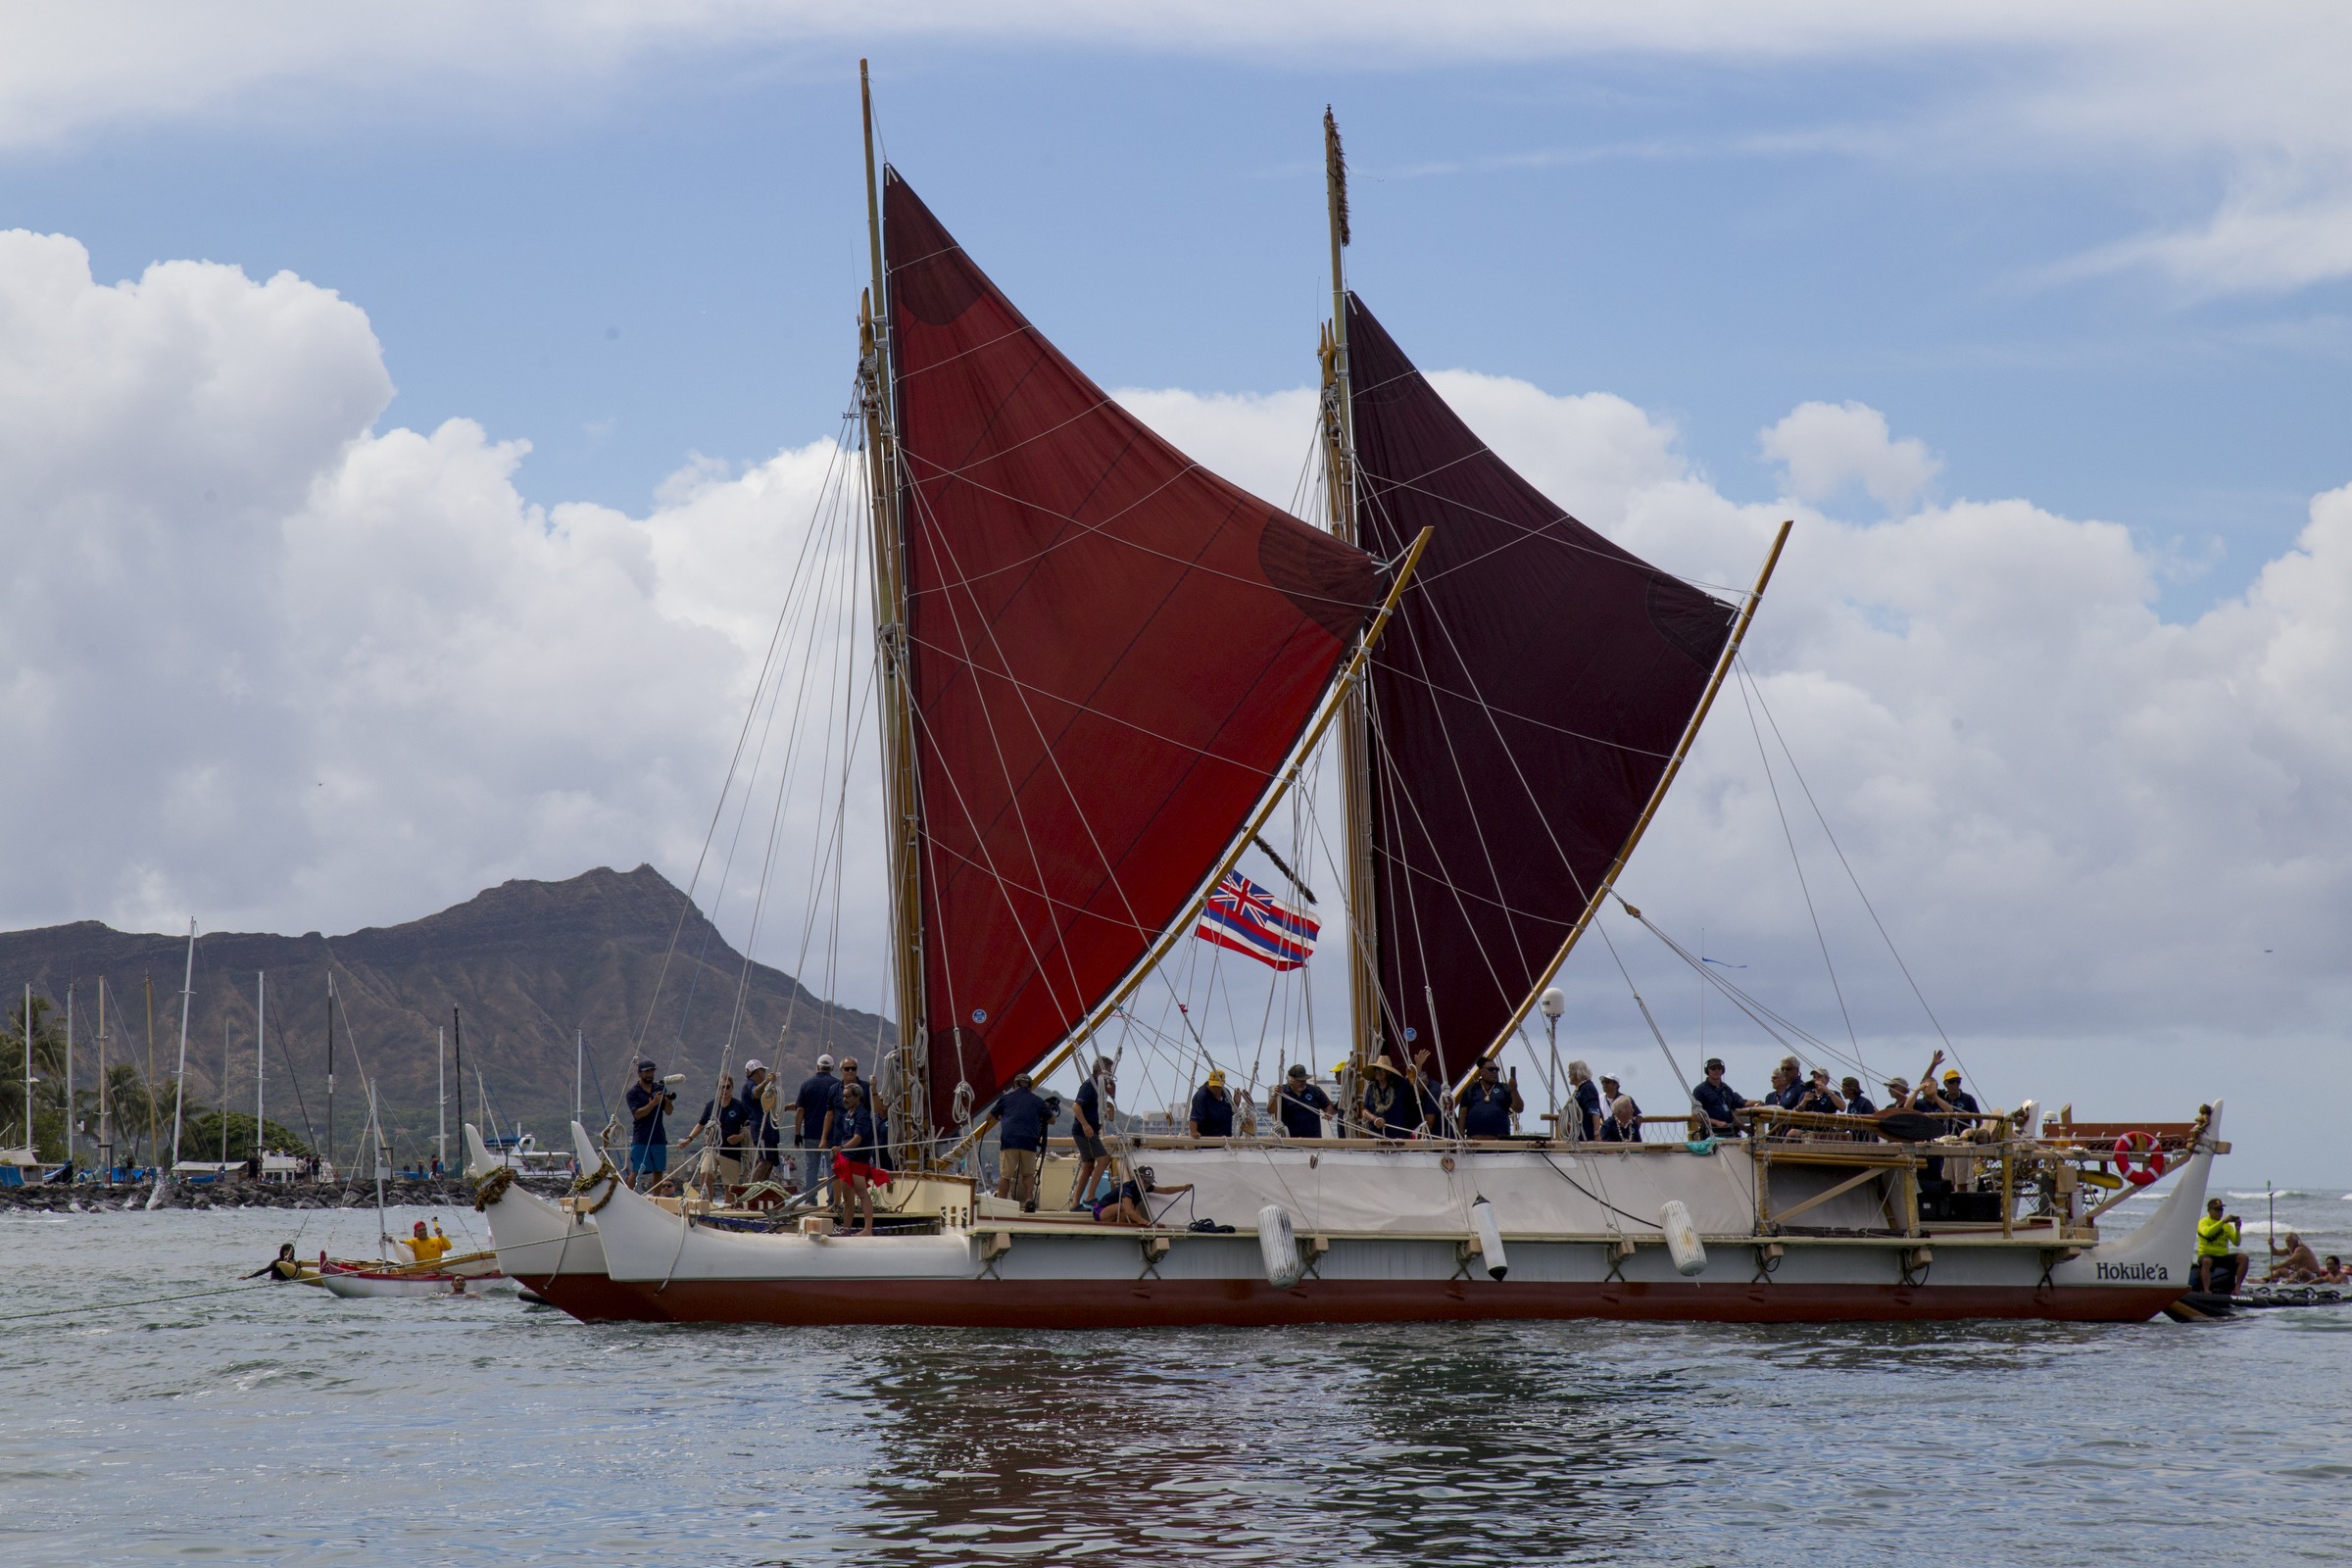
(884, 171, 1379, 1134)
(1344, 294, 1737, 1080)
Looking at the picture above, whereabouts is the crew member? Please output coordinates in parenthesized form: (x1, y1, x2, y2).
(1566, 1060, 1603, 1141)
(1089, 1164, 1192, 1226)
(1361, 1055, 1413, 1139)
(739, 1057, 783, 1186)
(683, 1072, 747, 1195)
(829, 1082, 886, 1237)
(1068, 1057, 1116, 1213)
(1271, 1065, 1334, 1140)
(1459, 1059, 1522, 1140)
(1189, 1070, 1236, 1139)
(1692, 1058, 1746, 1140)
(794, 1054, 838, 1198)
(2196, 1198, 2248, 1294)
(990, 1071, 1049, 1210)
(1598, 1096, 1642, 1143)
(625, 1058, 676, 1189)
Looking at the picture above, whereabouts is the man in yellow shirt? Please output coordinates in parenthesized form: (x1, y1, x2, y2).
(2195, 1198, 2246, 1295)
(393, 1218, 453, 1267)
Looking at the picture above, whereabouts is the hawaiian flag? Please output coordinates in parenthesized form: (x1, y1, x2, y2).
(1196, 872, 1319, 971)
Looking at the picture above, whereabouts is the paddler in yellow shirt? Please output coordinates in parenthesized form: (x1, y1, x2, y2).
(391, 1217, 453, 1267)
(2195, 1199, 2246, 1295)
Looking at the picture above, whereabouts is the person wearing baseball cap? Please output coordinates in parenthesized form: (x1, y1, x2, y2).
(1189, 1067, 1235, 1140)
(1939, 1067, 1981, 1120)
(624, 1058, 676, 1190)
(738, 1056, 782, 1185)
(793, 1054, 839, 1199)
(1692, 1057, 1746, 1140)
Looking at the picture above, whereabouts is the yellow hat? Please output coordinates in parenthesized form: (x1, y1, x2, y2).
(1941, 1069, 1962, 1083)
(1205, 1069, 1226, 1088)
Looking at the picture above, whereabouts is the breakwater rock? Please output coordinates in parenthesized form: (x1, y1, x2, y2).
(0, 1174, 571, 1213)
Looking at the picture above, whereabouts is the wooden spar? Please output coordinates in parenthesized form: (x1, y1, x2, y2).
(858, 60, 932, 1158)
(941, 525, 1436, 1168)
(1321, 108, 1381, 1117)
(1460, 517, 1794, 1091)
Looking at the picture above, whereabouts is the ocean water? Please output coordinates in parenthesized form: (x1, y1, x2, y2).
(4, 1190, 2349, 1567)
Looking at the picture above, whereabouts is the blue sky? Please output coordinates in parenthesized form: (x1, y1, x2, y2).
(7, 35, 2343, 620)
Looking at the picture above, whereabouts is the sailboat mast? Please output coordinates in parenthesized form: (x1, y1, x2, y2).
(256, 972, 266, 1165)
(97, 978, 111, 1177)
(437, 1025, 447, 1175)
(858, 58, 931, 1157)
(20, 982, 30, 1158)
(1320, 109, 1382, 1096)
(168, 919, 195, 1170)
(64, 984, 73, 1169)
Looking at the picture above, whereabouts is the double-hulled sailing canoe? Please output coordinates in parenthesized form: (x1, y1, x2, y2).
(577, 74, 2223, 1329)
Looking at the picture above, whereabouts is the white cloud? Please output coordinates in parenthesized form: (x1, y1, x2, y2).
(0, 229, 872, 956)
(1759, 400, 1939, 511)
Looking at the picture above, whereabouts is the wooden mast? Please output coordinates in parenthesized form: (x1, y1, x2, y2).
(858, 60, 932, 1159)
(1456, 517, 1794, 1090)
(1320, 108, 1382, 1116)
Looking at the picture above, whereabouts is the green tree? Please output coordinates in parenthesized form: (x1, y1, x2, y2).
(181, 1106, 314, 1163)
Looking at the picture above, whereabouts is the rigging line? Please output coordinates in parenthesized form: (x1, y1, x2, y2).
(1357, 464, 1751, 599)
(1536, 1152, 1668, 1232)
(628, 405, 861, 1060)
(1624, 901, 1876, 1078)
(1737, 654, 1965, 1070)
(699, 465, 859, 1077)
(897, 481, 1109, 1041)
(900, 630, 1291, 775)
(905, 435, 1324, 1066)
(1735, 664, 1862, 1059)
(1371, 662, 1679, 759)
(1361, 681, 1534, 1046)
(900, 453, 1369, 615)
(718, 479, 867, 1071)
(772, 490, 876, 1039)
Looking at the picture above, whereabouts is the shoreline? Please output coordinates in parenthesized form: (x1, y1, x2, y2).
(0, 1174, 571, 1212)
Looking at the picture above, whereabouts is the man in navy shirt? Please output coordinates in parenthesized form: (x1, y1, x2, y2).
(990, 1072, 1050, 1209)
(683, 1072, 749, 1194)
(1069, 1058, 1115, 1212)
(1692, 1058, 1746, 1140)
(738, 1058, 782, 1185)
(1189, 1069, 1236, 1139)
(1458, 1059, 1522, 1140)
(1270, 1065, 1334, 1140)
(793, 1054, 838, 1197)
(623, 1058, 675, 1189)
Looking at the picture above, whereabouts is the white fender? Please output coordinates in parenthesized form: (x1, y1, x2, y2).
(1258, 1203, 1302, 1288)
(1660, 1199, 1707, 1276)
(1471, 1197, 1508, 1280)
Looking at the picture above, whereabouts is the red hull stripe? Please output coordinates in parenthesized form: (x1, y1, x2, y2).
(607, 1277, 2179, 1329)
(514, 1272, 676, 1323)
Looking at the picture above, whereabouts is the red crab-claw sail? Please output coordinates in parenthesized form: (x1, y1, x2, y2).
(884, 171, 1379, 1133)
(1344, 294, 1738, 1081)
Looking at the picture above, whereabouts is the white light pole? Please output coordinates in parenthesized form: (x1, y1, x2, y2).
(1540, 986, 1565, 1139)
(436, 1026, 446, 1176)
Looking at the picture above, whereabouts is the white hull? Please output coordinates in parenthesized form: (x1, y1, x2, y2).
(587, 1109, 2221, 1327)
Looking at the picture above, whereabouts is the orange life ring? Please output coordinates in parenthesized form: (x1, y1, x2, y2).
(2113, 1131, 2166, 1187)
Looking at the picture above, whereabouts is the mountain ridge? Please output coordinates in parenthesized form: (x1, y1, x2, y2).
(0, 864, 891, 1166)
